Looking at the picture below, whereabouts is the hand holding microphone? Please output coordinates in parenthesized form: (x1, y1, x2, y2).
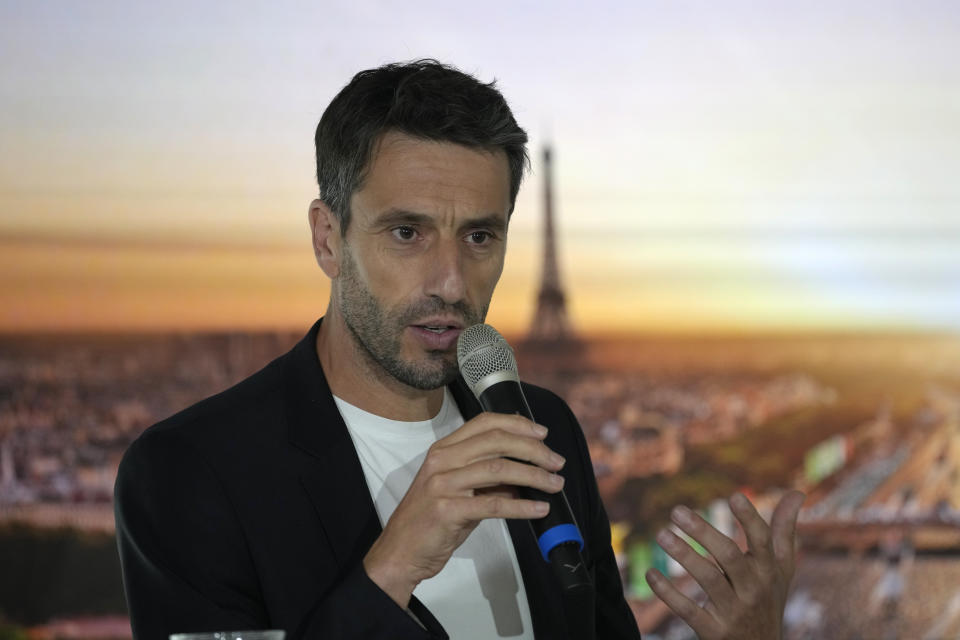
(363, 388, 567, 609)
(457, 324, 592, 594)
(363, 323, 591, 611)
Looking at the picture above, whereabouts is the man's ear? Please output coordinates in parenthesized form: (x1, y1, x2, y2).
(308, 199, 342, 278)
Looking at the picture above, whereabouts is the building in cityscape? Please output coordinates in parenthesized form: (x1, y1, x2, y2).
(522, 146, 579, 350)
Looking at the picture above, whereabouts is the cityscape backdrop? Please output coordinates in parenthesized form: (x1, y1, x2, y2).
(2, 2, 960, 639)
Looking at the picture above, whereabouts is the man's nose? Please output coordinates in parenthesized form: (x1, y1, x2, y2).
(424, 239, 466, 304)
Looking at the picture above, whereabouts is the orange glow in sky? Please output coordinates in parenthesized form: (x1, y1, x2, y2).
(2, 2, 959, 334)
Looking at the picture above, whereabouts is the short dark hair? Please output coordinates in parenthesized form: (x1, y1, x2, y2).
(314, 59, 529, 232)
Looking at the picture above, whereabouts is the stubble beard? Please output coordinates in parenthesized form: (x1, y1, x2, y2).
(335, 246, 487, 391)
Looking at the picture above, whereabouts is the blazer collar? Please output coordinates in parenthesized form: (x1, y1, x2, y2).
(282, 317, 351, 463)
(281, 318, 378, 571)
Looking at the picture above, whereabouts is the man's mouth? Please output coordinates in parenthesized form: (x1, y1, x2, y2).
(416, 325, 456, 333)
(407, 321, 465, 350)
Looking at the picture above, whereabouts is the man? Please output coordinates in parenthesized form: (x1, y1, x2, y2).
(115, 60, 802, 639)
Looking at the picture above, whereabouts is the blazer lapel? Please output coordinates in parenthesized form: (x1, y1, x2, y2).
(283, 319, 382, 571)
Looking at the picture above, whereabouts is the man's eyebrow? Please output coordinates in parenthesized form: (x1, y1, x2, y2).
(370, 209, 433, 227)
(462, 213, 508, 233)
(370, 209, 508, 232)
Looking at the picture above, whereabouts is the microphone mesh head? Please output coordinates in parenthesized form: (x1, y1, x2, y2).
(457, 324, 519, 394)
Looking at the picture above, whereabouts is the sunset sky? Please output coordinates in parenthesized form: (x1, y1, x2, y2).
(2, 1, 959, 334)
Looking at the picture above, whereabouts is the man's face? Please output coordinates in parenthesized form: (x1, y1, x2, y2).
(333, 131, 511, 390)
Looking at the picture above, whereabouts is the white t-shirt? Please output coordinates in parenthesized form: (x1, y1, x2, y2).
(335, 389, 535, 639)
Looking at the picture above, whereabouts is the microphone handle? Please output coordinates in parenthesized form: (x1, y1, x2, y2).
(477, 380, 593, 593)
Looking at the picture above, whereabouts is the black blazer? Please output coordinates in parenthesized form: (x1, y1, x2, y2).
(114, 319, 641, 639)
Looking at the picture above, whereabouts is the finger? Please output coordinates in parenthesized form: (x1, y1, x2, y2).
(670, 505, 752, 597)
(645, 568, 717, 639)
(445, 493, 550, 522)
(438, 427, 565, 472)
(440, 412, 547, 446)
(474, 485, 516, 500)
(438, 457, 565, 495)
(729, 493, 775, 565)
(656, 527, 735, 611)
(770, 490, 805, 579)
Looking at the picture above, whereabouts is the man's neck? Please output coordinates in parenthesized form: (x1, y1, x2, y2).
(315, 313, 445, 422)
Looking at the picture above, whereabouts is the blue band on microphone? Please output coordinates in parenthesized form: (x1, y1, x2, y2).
(537, 524, 584, 562)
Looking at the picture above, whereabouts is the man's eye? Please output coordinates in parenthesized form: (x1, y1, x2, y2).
(467, 231, 493, 245)
(391, 226, 417, 242)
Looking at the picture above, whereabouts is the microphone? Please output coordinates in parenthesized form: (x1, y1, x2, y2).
(457, 324, 593, 594)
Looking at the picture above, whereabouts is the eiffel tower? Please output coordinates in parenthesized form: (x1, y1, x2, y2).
(523, 145, 581, 351)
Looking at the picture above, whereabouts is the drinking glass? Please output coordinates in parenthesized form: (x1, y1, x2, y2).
(169, 631, 285, 640)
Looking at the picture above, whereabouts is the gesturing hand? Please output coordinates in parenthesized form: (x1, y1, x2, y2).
(646, 490, 806, 640)
(363, 412, 566, 608)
